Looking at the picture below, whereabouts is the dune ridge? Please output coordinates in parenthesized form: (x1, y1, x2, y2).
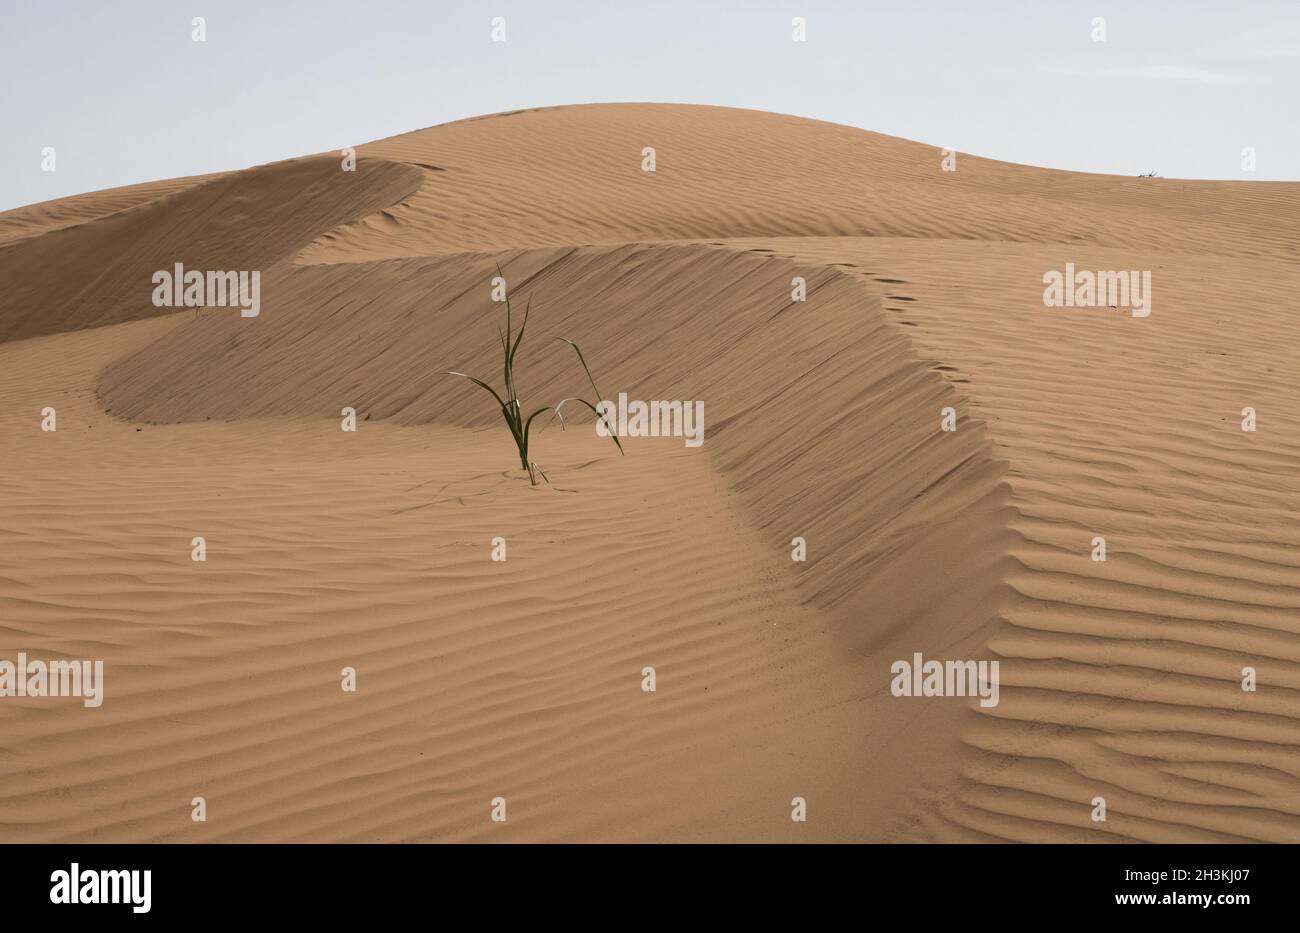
(1, 103, 1296, 842)
(0, 157, 423, 343)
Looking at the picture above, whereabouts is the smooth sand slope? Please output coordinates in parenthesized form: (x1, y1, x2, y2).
(1, 103, 1297, 842)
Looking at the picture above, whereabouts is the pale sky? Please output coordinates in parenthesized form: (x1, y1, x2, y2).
(3, 0, 1297, 211)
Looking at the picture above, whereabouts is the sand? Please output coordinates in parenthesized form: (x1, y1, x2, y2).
(1, 103, 1297, 842)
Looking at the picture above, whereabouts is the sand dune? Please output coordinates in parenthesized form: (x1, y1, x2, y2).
(1, 103, 1297, 842)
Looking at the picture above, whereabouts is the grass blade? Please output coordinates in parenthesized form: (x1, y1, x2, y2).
(443, 371, 506, 409)
(509, 297, 531, 370)
(554, 396, 624, 455)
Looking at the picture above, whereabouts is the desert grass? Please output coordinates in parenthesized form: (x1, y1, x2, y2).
(444, 270, 623, 485)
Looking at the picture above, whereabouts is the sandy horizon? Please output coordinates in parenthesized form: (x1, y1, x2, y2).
(1, 102, 1298, 843)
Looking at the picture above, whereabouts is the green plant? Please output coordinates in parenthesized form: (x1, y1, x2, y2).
(443, 269, 623, 485)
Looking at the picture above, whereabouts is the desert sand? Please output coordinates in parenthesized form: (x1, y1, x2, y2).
(1, 103, 1298, 842)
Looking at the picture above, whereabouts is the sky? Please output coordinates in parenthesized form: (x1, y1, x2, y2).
(2, 0, 1298, 211)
